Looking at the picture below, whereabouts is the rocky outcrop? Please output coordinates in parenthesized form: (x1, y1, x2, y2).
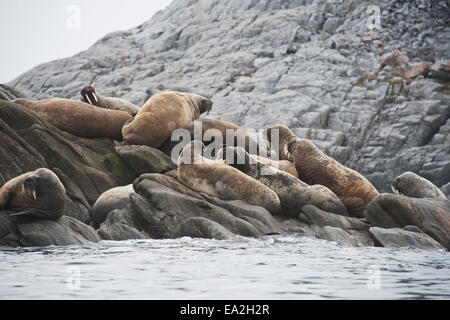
(0, 211, 100, 247)
(0, 0, 449, 250)
(365, 194, 450, 250)
(369, 227, 446, 250)
(7, 0, 449, 197)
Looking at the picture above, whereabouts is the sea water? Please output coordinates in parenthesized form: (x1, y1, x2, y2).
(0, 235, 449, 299)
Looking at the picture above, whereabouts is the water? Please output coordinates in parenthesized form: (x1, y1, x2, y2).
(0, 235, 449, 299)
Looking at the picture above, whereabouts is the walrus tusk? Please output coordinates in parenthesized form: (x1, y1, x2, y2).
(92, 92, 98, 103)
(85, 94, 92, 105)
(32, 190, 37, 200)
(391, 185, 399, 195)
(10, 210, 31, 217)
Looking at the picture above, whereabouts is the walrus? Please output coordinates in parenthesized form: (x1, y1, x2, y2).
(159, 119, 260, 159)
(80, 86, 140, 116)
(122, 91, 213, 148)
(217, 146, 348, 217)
(247, 154, 299, 178)
(391, 171, 447, 200)
(13, 98, 133, 140)
(0, 168, 66, 220)
(177, 141, 281, 214)
(266, 125, 379, 217)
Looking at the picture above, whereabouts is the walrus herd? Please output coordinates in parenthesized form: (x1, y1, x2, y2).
(1, 87, 448, 245)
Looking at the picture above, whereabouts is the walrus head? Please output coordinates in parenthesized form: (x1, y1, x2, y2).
(13, 168, 66, 220)
(80, 86, 100, 106)
(199, 97, 213, 115)
(391, 171, 446, 199)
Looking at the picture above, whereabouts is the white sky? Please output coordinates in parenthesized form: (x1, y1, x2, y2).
(0, 0, 173, 83)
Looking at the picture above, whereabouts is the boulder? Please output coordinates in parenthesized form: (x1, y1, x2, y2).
(177, 217, 236, 240)
(300, 205, 370, 231)
(428, 59, 450, 81)
(131, 179, 262, 238)
(92, 184, 134, 227)
(369, 227, 446, 250)
(365, 194, 450, 249)
(97, 206, 147, 241)
(0, 211, 100, 247)
(115, 145, 176, 176)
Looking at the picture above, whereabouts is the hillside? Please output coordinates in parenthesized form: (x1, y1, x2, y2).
(7, 0, 450, 194)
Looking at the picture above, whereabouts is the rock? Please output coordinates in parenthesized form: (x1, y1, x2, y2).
(177, 217, 236, 240)
(59, 216, 101, 243)
(0, 100, 137, 226)
(369, 227, 446, 250)
(200, 193, 282, 235)
(15, 215, 99, 247)
(404, 62, 431, 79)
(365, 194, 450, 249)
(92, 184, 134, 227)
(115, 145, 176, 176)
(0, 211, 20, 246)
(5, 0, 449, 197)
(131, 179, 262, 239)
(428, 59, 450, 80)
(314, 226, 360, 247)
(0, 84, 28, 101)
(300, 205, 370, 231)
(380, 50, 409, 67)
(97, 206, 146, 240)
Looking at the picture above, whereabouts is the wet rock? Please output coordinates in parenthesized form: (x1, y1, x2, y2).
(201, 194, 282, 235)
(131, 179, 261, 239)
(314, 226, 359, 247)
(365, 194, 450, 249)
(14, 215, 99, 247)
(177, 217, 235, 240)
(369, 227, 446, 250)
(92, 184, 134, 227)
(300, 205, 370, 231)
(97, 206, 146, 240)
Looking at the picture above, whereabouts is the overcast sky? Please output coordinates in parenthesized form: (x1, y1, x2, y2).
(0, 0, 173, 83)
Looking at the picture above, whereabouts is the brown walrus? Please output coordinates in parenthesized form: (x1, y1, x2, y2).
(266, 125, 379, 217)
(159, 119, 260, 161)
(177, 141, 281, 214)
(122, 91, 213, 148)
(0, 168, 66, 220)
(80, 86, 140, 116)
(217, 146, 347, 217)
(13, 98, 133, 140)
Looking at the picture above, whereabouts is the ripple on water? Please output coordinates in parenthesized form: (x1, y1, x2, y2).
(0, 236, 449, 299)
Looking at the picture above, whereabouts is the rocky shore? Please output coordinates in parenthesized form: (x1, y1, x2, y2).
(0, 0, 449, 250)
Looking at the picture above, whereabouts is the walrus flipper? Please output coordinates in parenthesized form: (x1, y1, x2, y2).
(342, 196, 367, 218)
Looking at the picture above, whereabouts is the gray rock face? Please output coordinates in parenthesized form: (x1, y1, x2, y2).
(7, 0, 449, 195)
(369, 227, 446, 250)
(0, 211, 100, 247)
(365, 194, 450, 250)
